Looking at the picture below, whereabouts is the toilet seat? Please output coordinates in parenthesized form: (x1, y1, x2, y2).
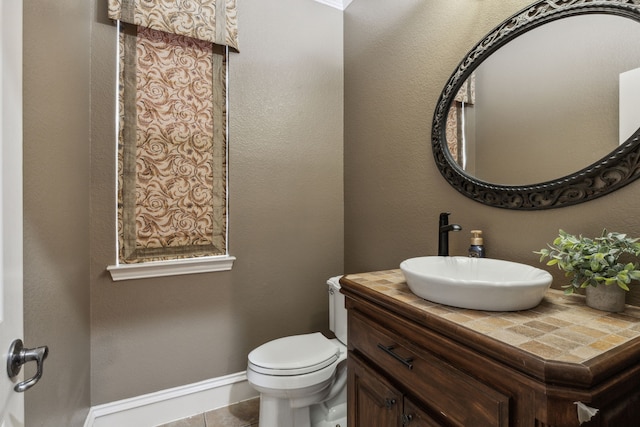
(248, 332, 339, 376)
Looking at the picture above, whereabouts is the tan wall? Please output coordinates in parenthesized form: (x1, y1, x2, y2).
(344, 0, 640, 306)
(90, 0, 344, 404)
(23, 0, 91, 425)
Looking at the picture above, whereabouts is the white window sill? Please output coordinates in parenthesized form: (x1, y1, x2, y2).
(107, 255, 236, 281)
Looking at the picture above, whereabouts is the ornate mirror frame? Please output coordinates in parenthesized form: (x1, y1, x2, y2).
(432, 0, 640, 210)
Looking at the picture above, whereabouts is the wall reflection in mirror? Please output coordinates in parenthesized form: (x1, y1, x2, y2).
(446, 14, 640, 186)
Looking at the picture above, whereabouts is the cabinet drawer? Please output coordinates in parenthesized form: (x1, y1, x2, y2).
(349, 310, 509, 427)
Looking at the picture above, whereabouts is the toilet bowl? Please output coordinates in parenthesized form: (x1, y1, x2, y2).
(247, 276, 347, 427)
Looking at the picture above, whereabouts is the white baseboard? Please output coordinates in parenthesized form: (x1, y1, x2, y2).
(84, 371, 258, 427)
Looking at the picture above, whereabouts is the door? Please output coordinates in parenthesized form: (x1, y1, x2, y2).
(1, 0, 24, 425)
(348, 354, 402, 426)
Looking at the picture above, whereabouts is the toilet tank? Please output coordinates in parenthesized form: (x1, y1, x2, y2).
(327, 276, 347, 345)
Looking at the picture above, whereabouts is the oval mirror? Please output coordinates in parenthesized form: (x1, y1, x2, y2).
(432, 0, 640, 209)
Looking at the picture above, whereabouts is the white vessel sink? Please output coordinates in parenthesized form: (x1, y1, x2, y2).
(400, 256, 553, 311)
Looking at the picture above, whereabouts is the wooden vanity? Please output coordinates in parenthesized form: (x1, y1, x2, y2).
(340, 270, 640, 426)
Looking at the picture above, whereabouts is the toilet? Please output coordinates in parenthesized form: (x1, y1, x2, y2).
(246, 276, 348, 427)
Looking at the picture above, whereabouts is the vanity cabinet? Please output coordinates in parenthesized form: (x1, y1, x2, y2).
(347, 303, 509, 426)
(340, 271, 640, 427)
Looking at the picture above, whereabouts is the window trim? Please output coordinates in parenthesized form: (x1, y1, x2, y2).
(107, 255, 236, 281)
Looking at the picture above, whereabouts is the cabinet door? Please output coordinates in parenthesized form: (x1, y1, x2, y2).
(348, 353, 402, 427)
(403, 397, 442, 427)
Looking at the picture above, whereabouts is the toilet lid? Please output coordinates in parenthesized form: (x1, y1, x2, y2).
(248, 332, 339, 376)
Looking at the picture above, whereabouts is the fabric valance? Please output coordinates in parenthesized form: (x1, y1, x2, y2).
(108, 0, 239, 51)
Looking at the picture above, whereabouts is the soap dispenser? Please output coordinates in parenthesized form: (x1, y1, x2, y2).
(468, 230, 485, 258)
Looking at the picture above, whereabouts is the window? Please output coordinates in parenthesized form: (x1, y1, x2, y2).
(106, 0, 238, 280)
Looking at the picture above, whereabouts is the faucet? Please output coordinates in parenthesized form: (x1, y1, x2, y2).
(438, 212, 462, 256)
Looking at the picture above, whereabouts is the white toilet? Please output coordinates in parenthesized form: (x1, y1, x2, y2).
(247, 276, 348, 427)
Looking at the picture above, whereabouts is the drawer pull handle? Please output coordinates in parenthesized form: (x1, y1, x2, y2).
(377, 343, 414, 370)
(385, 398, 397, 409)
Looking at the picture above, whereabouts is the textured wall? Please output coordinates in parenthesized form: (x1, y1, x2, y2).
(23, 0, 91, 425)
(344, 0, 640, 306)
(90, 0, 344, 404)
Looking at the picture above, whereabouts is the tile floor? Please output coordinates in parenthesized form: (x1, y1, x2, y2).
(156, 397, 259, 427)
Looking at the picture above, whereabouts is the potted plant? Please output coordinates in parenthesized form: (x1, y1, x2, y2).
(535, 229, 640, 312)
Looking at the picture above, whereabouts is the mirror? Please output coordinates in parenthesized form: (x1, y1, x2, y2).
(451, 15, 640, 185)
(432, 0, 640, 209)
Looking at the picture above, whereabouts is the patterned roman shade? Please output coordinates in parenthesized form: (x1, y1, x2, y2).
(108, 0, 239, 51)
(111, 0, 235, 264)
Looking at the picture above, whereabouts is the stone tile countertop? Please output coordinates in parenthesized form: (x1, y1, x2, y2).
(340, 269, 640, 366)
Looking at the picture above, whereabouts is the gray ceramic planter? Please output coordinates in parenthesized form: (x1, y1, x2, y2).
(585, 284, 626, 313)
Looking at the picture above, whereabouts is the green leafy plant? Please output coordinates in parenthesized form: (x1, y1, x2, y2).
(535, 229, 640, 294)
